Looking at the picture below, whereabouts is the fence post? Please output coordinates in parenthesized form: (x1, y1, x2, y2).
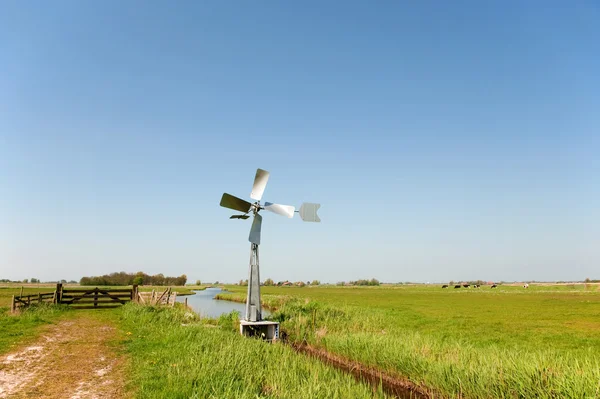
(132, 284, 138, 303)
(94, 288, 98, 308)
(56, 283, 63, 304)
(20, 286, 23, 297)
(38, 293, 41, 304)
(11, 295, 15, 313)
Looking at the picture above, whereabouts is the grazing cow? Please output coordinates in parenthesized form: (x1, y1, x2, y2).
(523, 283, 529, 288)
(454, 285, 461, 289)
(474, 284, 480, 288)
(442, 285, 448, 288)
(462, 284, 470, 288)
(491, 284, 497, 288)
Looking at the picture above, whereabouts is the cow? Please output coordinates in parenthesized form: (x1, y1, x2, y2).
(491, 284, 497, 288)
(442, 285, 448, 288)
(462, 284, 470, 288)
(523, 283, 529, 288)
(454, 285, 461, 289)
(474, 284, 480, 288)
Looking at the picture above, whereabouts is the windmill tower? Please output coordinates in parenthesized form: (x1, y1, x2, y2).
(219, 168, 321, 340)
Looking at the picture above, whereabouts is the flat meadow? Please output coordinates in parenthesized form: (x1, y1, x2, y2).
(218, 283, 600, 398)
(2, 282, 599, 398)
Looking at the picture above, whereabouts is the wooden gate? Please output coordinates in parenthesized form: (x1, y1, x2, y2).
(56, 284, 138, 309)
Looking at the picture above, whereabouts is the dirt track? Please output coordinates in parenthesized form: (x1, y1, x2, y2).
(0, 314, 127, 399)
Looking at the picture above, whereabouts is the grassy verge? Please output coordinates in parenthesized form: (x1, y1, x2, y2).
(0, 304, 71, 354)
(216, 286, 600, 398)
(118, 303, 389, 398)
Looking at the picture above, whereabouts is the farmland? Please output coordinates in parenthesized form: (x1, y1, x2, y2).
(217, 283, 600, 398)
(2, 283, 599, 398)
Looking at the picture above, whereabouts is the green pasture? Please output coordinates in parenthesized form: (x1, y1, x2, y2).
(217, 283, 600, 398)
(118, 304, 389, 398)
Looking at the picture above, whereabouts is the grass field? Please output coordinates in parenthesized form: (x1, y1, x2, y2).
(118, 304, 390, 398)
(216, 284, 600, 398)
(3, 283, 599, 398)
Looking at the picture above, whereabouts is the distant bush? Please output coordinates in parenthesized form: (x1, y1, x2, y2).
(80, 271, 187, 286)
(311, 280, 320, 286)
(348, 278, 380, 286)
(263, 278, 275, 286)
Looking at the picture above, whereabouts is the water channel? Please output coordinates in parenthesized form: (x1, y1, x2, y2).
(177, 287, 270, 318)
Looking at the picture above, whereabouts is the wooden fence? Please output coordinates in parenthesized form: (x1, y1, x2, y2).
(57, 284, 138, 309)
(137, 287, 177, 306)
(11, 284, 179, 312)
(11, 284, 139, 313)
(11, 292, 56, 313)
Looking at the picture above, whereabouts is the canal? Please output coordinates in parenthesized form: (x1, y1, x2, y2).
(177, 287, 270, 318)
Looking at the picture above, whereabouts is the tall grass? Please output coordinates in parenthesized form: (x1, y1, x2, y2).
(118, 304, 390, 398)
(217, 287, 600, 398)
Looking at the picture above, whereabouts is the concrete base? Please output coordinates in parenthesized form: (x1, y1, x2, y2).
(239, 320, 279, 342)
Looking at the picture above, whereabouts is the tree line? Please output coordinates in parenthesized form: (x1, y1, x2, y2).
(80, 271, 187, 286)
(337, 278, 380, 286)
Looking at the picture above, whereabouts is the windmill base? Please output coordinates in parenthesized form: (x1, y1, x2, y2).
(239, 320, 279, 342)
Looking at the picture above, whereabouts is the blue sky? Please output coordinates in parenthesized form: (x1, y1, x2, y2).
(1, 1, 598, 283)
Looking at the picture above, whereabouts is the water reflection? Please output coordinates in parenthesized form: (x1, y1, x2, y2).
(177, 287, 270, 318)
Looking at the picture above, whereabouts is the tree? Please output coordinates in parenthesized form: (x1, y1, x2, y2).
(311, 280, 320, 286)
(585, 277, 591, 283)
(132, 276, 143, 286)
(30, 278, 39, 283)
(214, 281, 219, 285)
(263, 278, 274, 286)
(22, 279, 28, 283)
(195, 280, 202, 286)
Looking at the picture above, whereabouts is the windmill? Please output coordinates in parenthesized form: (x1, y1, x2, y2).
(219, 168, 321, 340)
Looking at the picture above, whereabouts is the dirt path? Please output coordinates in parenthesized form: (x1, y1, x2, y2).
(0, 313, 127, 399)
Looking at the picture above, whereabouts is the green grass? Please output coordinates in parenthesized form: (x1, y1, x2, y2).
(0, 304, 71, 354)
(117, 304, 390, 399)
(216, 284, 600, 398)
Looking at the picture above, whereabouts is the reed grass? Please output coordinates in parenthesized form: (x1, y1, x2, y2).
(118, 304, 390, 398)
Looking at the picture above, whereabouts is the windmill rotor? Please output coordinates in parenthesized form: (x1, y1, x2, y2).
(219, 168, 321, 245)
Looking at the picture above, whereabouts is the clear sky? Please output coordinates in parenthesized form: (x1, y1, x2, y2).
(1, 1, 598, 284)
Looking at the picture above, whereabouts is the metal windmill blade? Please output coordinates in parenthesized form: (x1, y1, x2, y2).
(264, 202, 295, 218)
(250, 168, 269, 201)
(220, 193, 252, 213)
(249, 213, 262, 245)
